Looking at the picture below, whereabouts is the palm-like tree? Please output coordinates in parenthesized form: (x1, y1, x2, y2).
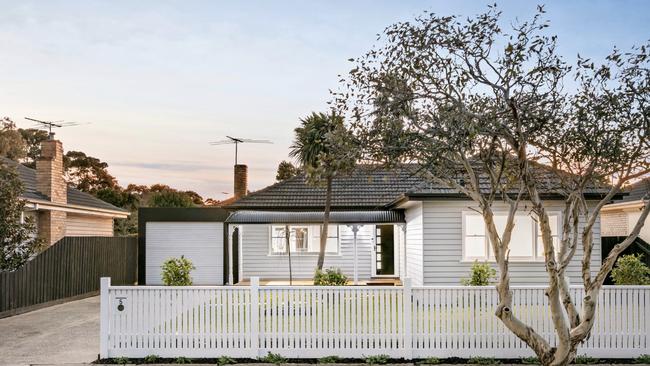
(290, 112, 343, 271)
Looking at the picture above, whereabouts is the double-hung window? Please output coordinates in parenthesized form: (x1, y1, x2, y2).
(270, 225, 339, 255)
(462, 212, 560, 262)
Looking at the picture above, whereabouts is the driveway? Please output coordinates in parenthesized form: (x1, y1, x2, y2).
(0, 296, 99, 366)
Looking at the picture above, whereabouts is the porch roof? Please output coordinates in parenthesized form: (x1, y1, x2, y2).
(225, 210, 405, 224)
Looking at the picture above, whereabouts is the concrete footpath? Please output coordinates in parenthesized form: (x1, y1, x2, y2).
(0, 296, 100, 366)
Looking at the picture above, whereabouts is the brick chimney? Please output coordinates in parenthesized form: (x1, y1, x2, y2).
(36, 139, 67, 245)
(234, 164, 248, 199)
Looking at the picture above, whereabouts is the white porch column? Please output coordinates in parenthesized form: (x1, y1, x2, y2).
(228, 225, 235, 285)
(348, 224, 361, 285)
(398, 223, 407, 278)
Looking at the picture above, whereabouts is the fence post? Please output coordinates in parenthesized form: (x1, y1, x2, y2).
(250, 276, 260, 358)
(99, 277, 110, 359)
(402, 278, 412, 360)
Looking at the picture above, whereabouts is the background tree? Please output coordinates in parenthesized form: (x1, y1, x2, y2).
(64, 151, 119, 193)
(0, 162, 42, 271)
(0, 117, 27, 160)
(148, 189, 195, 208)
(336, 6, 649, 365)
(290, 112, 354, 271)
(18, 128, 49, 168)
(275, 160, 301, 181)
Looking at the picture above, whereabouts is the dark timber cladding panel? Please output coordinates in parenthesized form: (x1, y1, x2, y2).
(0, 236, 137, 318)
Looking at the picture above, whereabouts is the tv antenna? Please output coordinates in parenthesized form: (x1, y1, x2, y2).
(209, 136, 273, 165)
(25, 117, 90, 139)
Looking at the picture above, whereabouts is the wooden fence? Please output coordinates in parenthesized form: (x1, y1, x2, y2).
(1, 236, 137, 318)
(100, 277, 650, 359)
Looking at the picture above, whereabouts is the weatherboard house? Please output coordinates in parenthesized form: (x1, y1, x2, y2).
(139, 164, 610, 287)
(2, 139, 128, 245)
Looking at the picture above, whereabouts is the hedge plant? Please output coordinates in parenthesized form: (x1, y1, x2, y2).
(161, 255, 195, 286)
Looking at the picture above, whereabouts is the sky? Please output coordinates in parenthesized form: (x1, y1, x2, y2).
(1, 1, 648, 200)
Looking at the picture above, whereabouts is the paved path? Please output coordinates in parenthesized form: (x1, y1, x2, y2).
(0, 296, 99, 366)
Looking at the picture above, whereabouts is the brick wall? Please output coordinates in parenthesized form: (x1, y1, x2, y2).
(601, 210, 629, 237)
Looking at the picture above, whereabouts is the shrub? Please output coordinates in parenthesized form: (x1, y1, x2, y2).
(573, 355, 598, 364)
(174, 356, 192, 364)
(259, 352, 287, 364)
(462, 261, 496, 286)
(318, 356, 341, 364)
(216, 356, 236, 365)
(468, 357, 501, 365)
(314, 267, 348, 285)
(611, 254, 650, 285)
(112, 357, 130, 364)
(418, 357, 441, 364)
(143, 354, 160, 364)
(161, 256, 195, 286)
(364, 355, 390, 365)
(635, 354, 650, 364)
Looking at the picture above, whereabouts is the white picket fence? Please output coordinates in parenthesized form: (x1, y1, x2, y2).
(100, 277, 650, 359)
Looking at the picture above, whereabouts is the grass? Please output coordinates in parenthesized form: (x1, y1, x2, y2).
(143, 355, 160, 364)
(468, 356, 501, 365)
(418, 357, 441, 364)
(573, 355, 599, 364)
(364, 355, 390, 365)
(635, 354, 650, 364)
(216, 356, 236, 365)
(318, 356, 342, 364)
(259, 352, 287, 365)
(521, 356, 540, 364)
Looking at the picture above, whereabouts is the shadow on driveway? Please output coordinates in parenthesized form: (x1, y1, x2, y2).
(0, 296, 99, 365)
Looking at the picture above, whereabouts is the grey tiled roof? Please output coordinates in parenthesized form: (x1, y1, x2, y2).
(227, 164, 612, 210)
(1, 157, 127, 213)
(616, 178, 650, 203)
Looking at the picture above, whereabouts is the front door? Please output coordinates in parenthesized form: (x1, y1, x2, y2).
(373, 225, 395, 276)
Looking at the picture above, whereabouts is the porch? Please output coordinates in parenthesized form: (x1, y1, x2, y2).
(225, 210, 408, 285)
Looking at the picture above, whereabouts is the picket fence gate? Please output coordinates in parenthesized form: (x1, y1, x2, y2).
(100, 277, 650, 359)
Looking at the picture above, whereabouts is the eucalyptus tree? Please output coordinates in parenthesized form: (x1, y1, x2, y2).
(334, 5, 649, 365)
(290, 112, 355, 271)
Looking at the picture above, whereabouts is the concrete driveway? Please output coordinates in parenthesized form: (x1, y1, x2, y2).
(0, 296, 99, 365)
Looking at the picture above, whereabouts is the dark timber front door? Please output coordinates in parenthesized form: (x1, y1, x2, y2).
(232, 227, 239, 284)
(375, 225, 395, 276)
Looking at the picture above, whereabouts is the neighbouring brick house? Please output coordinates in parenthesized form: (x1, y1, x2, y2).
(601, 178, 650, 242)
(2, 139, 129, 245)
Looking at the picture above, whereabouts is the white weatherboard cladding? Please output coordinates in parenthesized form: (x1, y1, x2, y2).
(420, 200, 602, 285)
(145, 222, 224, 285)
(239, 224, 375, 280)
(405, 203, 424, 286)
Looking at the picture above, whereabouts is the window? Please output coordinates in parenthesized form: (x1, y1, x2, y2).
(462, 212, 560, 261)
(270, 225, 339, 255)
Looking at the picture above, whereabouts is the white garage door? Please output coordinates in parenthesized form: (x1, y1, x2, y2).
(146, 222, 224, 285)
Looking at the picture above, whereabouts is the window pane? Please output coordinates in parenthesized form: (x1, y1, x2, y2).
(271, 237, 286, 254)
(325, 237, 338, 253)
(294, 227, 308, 252)
(465, 237, 486, 258)
(465, 214, 485, 236)
(508, 215, 534, 258)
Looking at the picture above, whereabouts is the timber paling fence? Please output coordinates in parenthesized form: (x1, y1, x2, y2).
(0, 236, 137, 318)
(101, 277, 649, 359)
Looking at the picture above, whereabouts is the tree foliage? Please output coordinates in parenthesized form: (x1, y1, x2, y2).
(64, 150, 119, 193)
(611, 254, 650, 285)
(0, 162, 42, 272)
(290, 112, 356, 271)
(0, 117, 27, 161)
(335, 5, 649, 365)
(276, 160, 301, 181)
(18, 128, 49, 168)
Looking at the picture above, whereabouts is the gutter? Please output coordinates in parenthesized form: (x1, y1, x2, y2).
(601, 199, 645, 212)
(21, 197, 130, 218)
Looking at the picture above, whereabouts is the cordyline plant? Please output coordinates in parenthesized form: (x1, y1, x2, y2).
(333, 5, 649, 366)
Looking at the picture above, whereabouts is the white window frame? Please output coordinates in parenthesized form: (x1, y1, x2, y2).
(461, 211, 561, 262)
(268, 224, 340, 256)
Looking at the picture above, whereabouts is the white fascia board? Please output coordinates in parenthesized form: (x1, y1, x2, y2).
(21, 197, 130, 218)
